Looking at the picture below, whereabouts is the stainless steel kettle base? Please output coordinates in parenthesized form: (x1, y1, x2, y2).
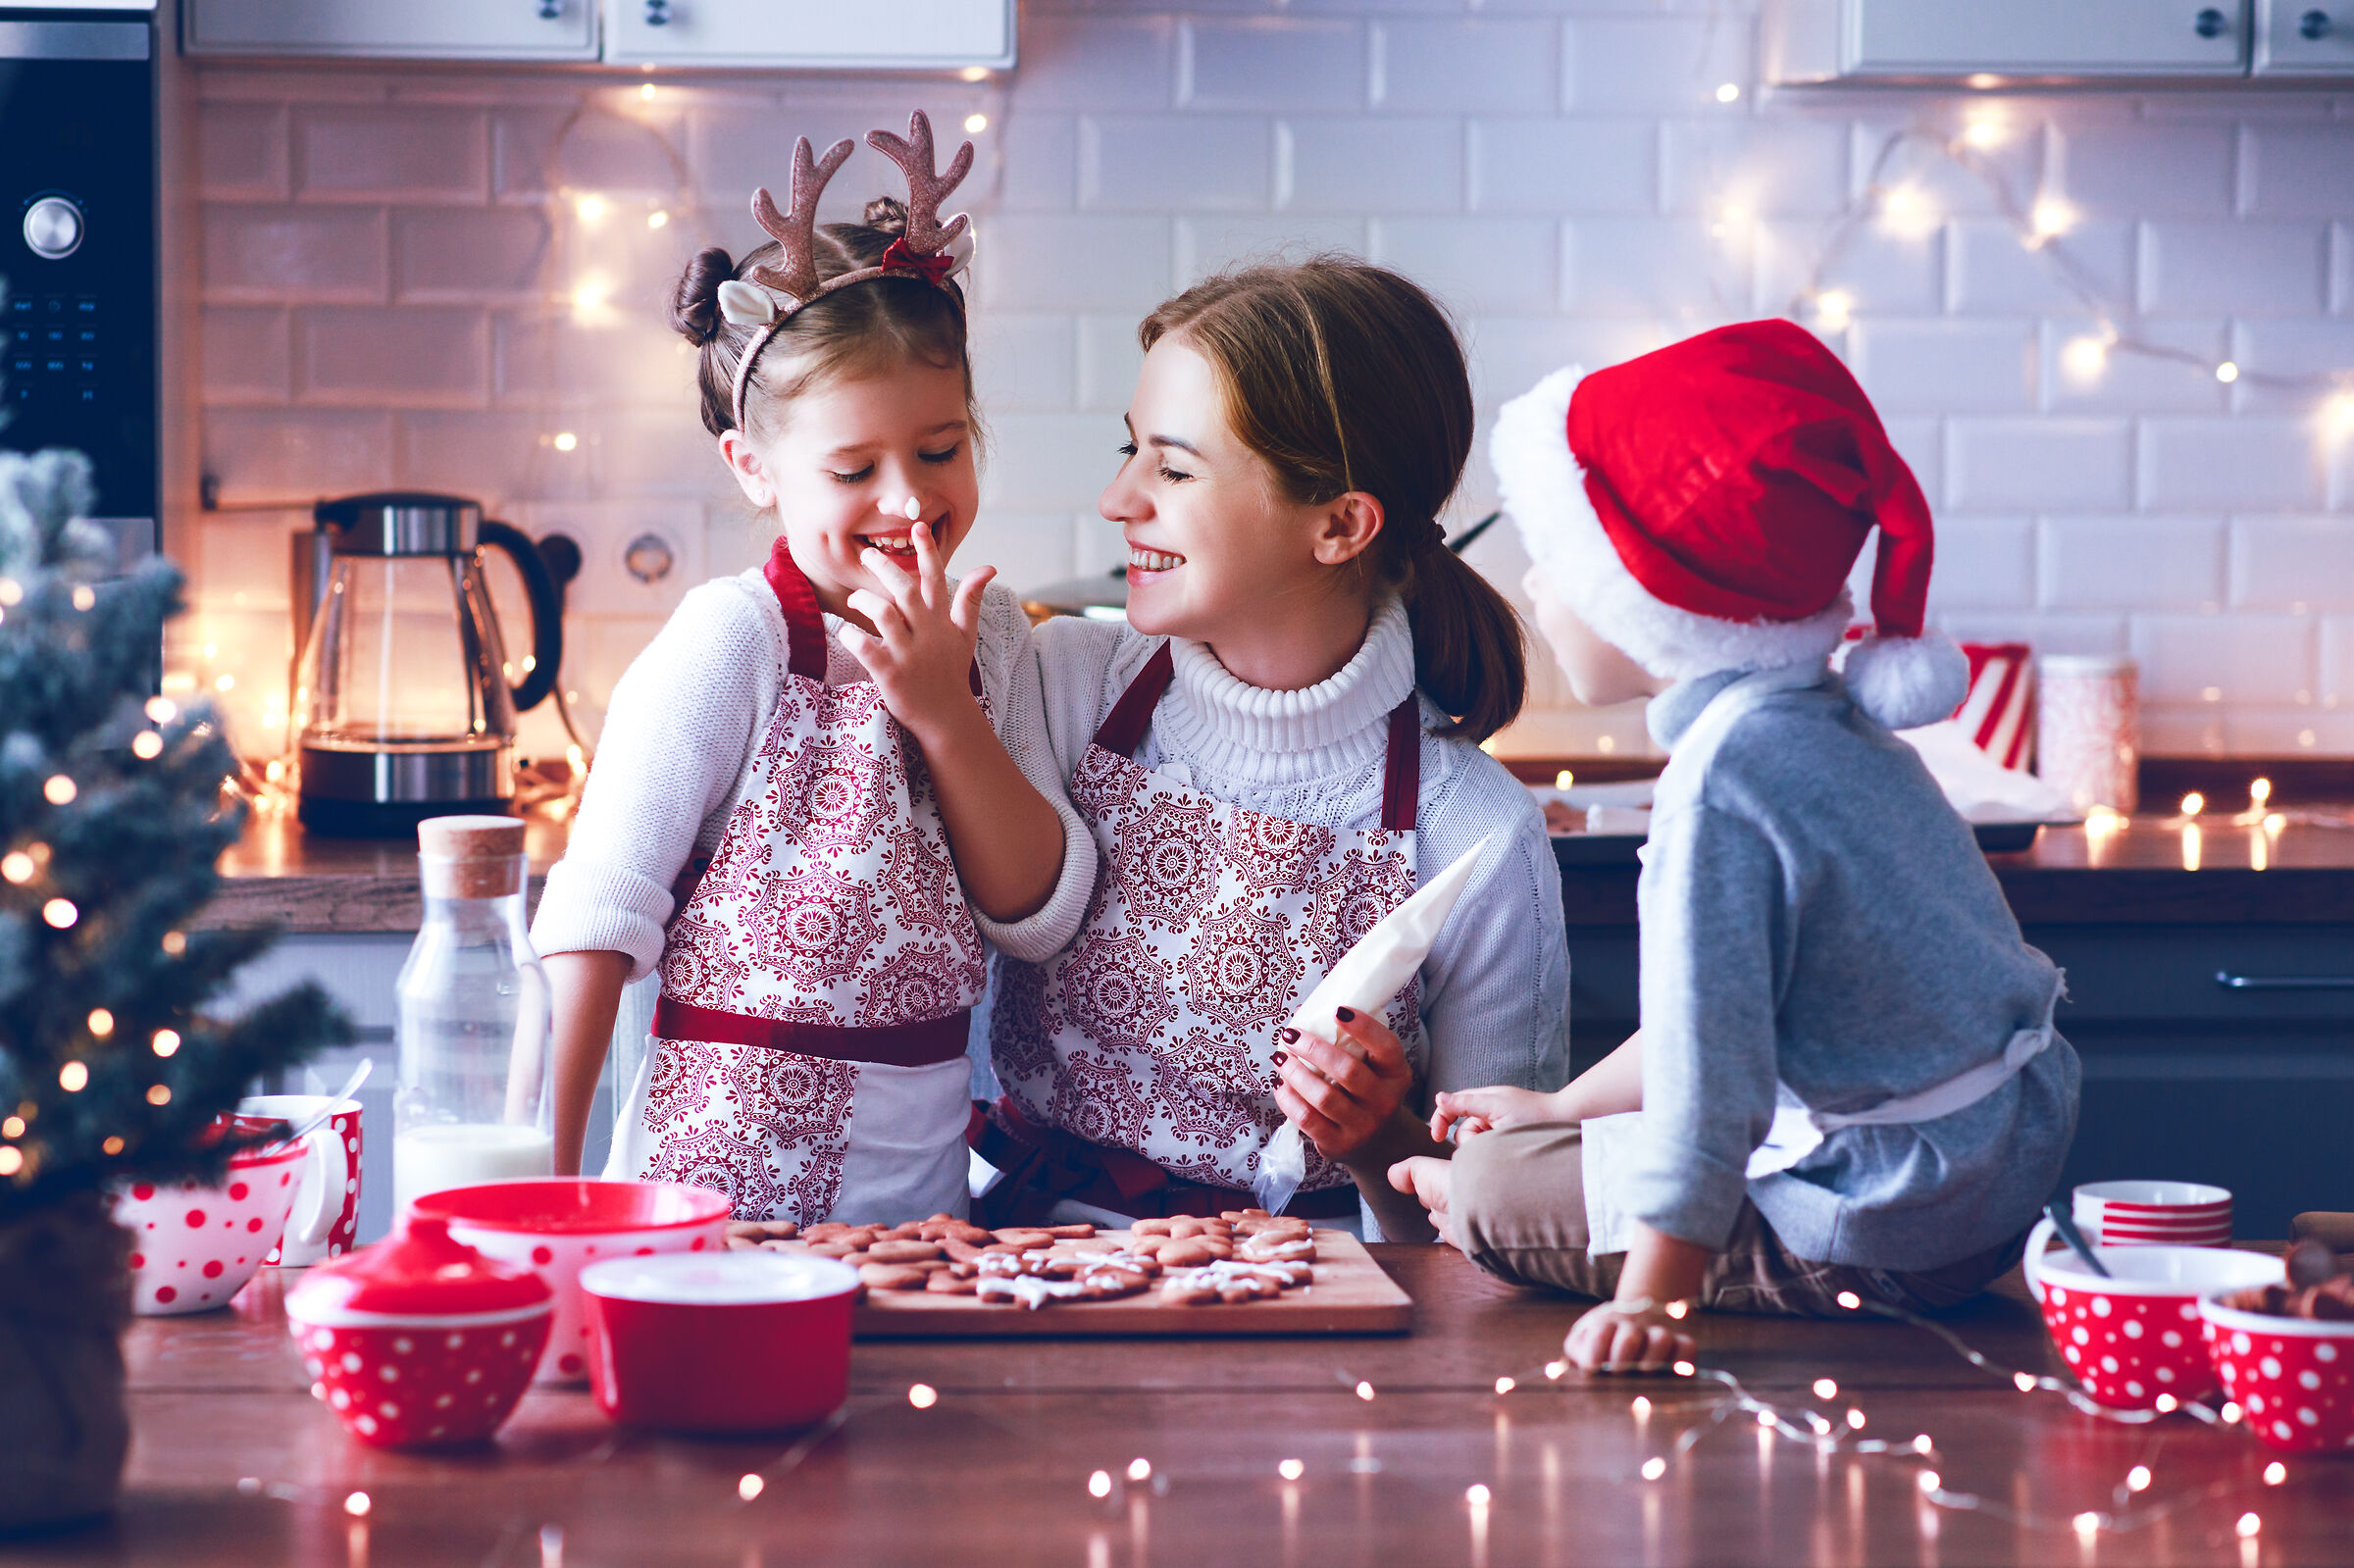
(296, 795, 518, 839)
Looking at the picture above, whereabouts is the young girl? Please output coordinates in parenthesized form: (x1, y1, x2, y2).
(1388, 320, 2079, 1369)
(979, 261, 1570, 1240)
(533, 115, 1096, 1225)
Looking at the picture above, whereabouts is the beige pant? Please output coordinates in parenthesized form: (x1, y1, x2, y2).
(1449, 1121, 2023, 1318)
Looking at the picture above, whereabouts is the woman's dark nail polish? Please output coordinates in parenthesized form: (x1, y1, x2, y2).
(1271, 1050, 1289, 1066)
(1335, 1006, 1356, 1024)
(1278, 1027, 1300, 1044)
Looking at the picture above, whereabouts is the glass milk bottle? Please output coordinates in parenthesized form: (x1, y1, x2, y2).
(391, 815, 554, 1215)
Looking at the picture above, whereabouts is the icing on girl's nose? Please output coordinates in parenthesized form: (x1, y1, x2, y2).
(880, 495, 923, 521)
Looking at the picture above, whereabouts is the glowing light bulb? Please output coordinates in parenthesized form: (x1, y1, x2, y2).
(162, 930, 186, 954)
(2029, 197, 2075, 243)
(1640, 1456, 1667, 1480)
(216, 675, 234, 692)
(1845, 1408, 1867, 1430)
(1465, 1484, 1491, 1505)
(1814, 290, 1853, 330)
(2062, 334, 2109, 384)
(1278, 1459, 1305, 1482)
(1664, 1299, 1689, 1320)
(1127, 1458, 1151, 1482)
(71, 584, 94, 611)
(1836, 1290, 1861, 1310)
(152, 1029, 179, 1057)
(2236, 1512, 2261, 1539)
(2264, 1461, 2286, 1485)
(960, 66, 989, 82)
(131, 731, 162, 759)
(2181, 792, 2205, 817)
(640, 82, 656, 100)
(2222, 1401, 2244, 1424)
(146, 1084, 171, 1106)
(907, 1383, 937, 1408)
(647, 210, 668, 229)
(0, 1148, 19, 1176)
(43, 898, 77, 930)
(2073, 1512, 2101, 1539)
(2326, 391, 2354, 439)
(2216, 361, 2240, 384)
(2251, 777, 2274, 807)
(1918, 1470, 1940, 1493)
(1812, 1379, 1838, 1400)
(1670, 1360, 1694, 1377)
(2126, 1464, 2151, 1492)
(737, 1474, 763, 1502)
(1495, 1377, 1515, 1394)
(1960, 114, 2007, 149)
(1555, 770, 1575, 790)
(552, 431, 579, 452)
(102, 1135, 124, 1155)
(343, 1491, 371, 1518)
(43, 775, 76, 805)
(87, 1009, 113, 1037)
(58, 1061, 87, 1091)
(1356, 1381, 1375, 1400)
(1, 852, 32, 885)
(2013, 1371, 2037, 1391)
(1, 1116, 20, 1138)
(1631, 1396, 1652, 1416)
(2154, 1392, 2178, 1412)
(1714, 82, 1740, 103)
(963, 113, 989, 134)
(1913, 1434, 1933, 1453)
(574, 193, 608, 225)
(145, 696, 177, 724)
(1088, 1469, 1114, 1496)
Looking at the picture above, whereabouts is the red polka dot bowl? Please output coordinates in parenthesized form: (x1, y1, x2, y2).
(285, 1215, 553, 1449)
(113, 1129, 333, 1315)
(2022, 1216, 2282, 1410)
(406, 1180, 731, 1385)
(2201, 1296, 2354, 1453)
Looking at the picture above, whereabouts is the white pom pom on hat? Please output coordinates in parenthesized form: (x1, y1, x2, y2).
(1490, 318, 1969, 733)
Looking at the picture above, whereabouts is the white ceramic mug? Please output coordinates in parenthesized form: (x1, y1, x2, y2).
(238, 1094, 361, 1265)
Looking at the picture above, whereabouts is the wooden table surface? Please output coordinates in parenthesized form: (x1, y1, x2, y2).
(19, 1247, 2353, 1567)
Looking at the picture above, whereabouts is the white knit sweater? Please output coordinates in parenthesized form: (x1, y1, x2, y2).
(531, 568, 1099, 981)
(1024, 599, 1571, 1103)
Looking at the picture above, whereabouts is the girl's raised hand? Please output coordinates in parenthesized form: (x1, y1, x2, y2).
(839, 519, 996, 747)
(1429, 1085, 1571, 1143)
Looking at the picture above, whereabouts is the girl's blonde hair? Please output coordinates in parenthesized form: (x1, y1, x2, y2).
(1140, 259, 1526, 742)
(670, 196, 975, 439)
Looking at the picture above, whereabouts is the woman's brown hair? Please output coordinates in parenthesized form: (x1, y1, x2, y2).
(670, 196, 975, 439)
(1139, 260, 1526, 743)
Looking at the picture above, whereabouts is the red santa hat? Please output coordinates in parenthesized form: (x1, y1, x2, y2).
(1491, 318, 1970, 732)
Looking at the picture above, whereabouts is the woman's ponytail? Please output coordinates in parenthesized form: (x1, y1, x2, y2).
(1141, 259, 1528, 742)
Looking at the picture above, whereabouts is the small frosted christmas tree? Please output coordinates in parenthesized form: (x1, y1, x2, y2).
(0, 446, 347, 1225)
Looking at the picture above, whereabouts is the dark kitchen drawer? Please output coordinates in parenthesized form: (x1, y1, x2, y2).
(2029, 925, 2354, 1022)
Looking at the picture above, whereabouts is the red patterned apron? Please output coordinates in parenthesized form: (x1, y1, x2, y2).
(608, 542, 988, 1224)
(990, 641, 1425, 1208)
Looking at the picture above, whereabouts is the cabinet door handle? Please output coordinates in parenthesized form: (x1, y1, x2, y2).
(537, 0, 561, 17)
(644, 0, 670, 24)
(2301, 9, 2334, 38)
(2216, 970, 2354, 989)
(2194, 6, 2230, 37)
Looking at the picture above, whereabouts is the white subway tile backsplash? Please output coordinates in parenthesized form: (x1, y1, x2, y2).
(1662, 119, 1848, 218)
(2138, 221, 2331, 316)
(1946, 419, 2132, 511)
(1466, 118, 1657, 215)
(2036, 515, 2224, 610)
(2050, 120, 2235, 218)
(1946, 218, 2133, 316)
(393, 209, 551, 303)
(1563, 16, 1752, 116)
(1561, 217, 1741, 316)
(1180, 19, 1366, 113)
(295, 107, 486, 204)
(1278, 119, 1464, 213)
(200, 307, 290, 404)
(299, 306, 488, 407)
(2131, 614, 2314, 708)
(1369, 217, 1559, 314)
(1083, 116, 1272, 212)
(1849, 318, 2033, 415)
(200, 102, 288, 201)
(2138, 418, 2329, 512)
(1372, 19, 1557, 114)
(204, 205, 388, 303)
(2231, 517, 2354, 610)
(2239, 125, 2354, 220)
(186, 40, 2354, 759)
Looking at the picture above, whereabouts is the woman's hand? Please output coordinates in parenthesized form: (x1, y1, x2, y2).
(1429, 1084, 1576, 1143)
(1564, 1299, 1695, 1374)
(838, 518, 996, 749)
(1273, 1007, 1416, 1163)
(1385, 1155, 1463, 1250)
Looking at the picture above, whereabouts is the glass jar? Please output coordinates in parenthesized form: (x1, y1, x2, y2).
(391, 815, 553, 1216)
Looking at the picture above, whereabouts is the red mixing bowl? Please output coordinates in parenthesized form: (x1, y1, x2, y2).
(580, 1251, 859, 1433)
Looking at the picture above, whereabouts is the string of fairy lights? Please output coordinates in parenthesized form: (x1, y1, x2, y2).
(1786, 113, 2354, 434)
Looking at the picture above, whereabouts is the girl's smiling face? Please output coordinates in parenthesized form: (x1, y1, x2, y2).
(721, 357, 979, 623)
(1101, 335, 1378, 678)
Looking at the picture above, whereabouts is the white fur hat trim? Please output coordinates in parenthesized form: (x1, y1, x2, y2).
(1490, 366, 1852, 683)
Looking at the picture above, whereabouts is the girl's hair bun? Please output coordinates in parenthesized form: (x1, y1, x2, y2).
(863, 196, 909, 237)
(671, 246, 738, 346)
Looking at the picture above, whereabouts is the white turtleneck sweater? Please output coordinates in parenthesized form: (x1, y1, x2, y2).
(531, 569, 1099, 980)
(1023, 598, 1571, 1106)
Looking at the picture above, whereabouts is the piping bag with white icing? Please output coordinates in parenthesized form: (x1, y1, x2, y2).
(1254, 833, 1494, 1215)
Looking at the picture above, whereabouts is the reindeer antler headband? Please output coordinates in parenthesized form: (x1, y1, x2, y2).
(718, 110, 977, 430)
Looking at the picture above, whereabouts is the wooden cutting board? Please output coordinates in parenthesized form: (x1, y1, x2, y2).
(850, 1228, 1413, 1339)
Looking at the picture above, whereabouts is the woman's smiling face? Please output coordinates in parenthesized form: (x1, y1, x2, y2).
(722, 357, 979, 623)
(1100, 336, 1339, 648)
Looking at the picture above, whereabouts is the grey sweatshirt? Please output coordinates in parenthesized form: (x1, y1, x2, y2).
(1618, 666, 2081, 1272)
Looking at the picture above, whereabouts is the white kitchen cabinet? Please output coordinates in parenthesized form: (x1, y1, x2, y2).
(183, 0, 598, 61)
(601, 0, 1012, 71)
(1767, 0, 2265, 83)
(2254, 0, 2354, 73)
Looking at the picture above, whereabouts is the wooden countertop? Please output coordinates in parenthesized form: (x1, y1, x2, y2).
(200, 811, 568, 933)
(35, 1246, 2351, 1567)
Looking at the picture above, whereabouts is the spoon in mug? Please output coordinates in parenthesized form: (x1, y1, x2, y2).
(2044, 1201, 2113, 1279)
(266, 1058, 372, 1152)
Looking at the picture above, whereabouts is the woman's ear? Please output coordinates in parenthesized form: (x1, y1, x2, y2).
(1310, 490, 1385, 568)
(719, 430, 775, 509)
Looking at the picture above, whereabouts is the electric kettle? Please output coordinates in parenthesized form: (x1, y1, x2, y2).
(289, 492, 562, 836)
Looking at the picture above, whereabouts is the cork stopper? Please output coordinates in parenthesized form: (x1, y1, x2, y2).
(417, 814, 528, 899)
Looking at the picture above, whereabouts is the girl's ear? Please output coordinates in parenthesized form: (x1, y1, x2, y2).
(1311, 490, 1385, 568)
(719, 430, 776, 509)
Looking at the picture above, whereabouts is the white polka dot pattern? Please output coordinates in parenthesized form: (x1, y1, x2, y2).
(2200, 1305, 2354, 1454)
(2034, 1281, 2223, 1408)
(288, 1316, 550, 1449)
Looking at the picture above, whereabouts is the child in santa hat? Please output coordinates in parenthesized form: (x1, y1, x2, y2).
(1387, 320, 2079, 1372)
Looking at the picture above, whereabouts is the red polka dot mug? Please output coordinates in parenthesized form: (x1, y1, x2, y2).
(113, 1126, 336, 1316)
(2022, 1216, 2281, 1410)
(2201, 1295, 2354, 1453)
(239, 1092, 364, 1265)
